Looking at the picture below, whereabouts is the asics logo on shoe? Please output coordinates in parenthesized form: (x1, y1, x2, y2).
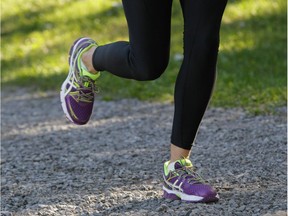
(163, 174, 184, 193)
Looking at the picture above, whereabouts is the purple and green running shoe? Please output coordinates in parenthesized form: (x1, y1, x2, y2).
(163, 158, 219, 203)
(60, 37, 100, 125)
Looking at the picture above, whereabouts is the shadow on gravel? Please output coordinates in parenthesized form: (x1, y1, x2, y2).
(1, 91, 287, 215)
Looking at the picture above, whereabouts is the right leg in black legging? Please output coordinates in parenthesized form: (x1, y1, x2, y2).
(92, 0, 173, 81)
(171, 0, 228, 149)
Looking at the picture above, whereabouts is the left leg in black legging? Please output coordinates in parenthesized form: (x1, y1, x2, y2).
(171, 0, 228, 149)
(92, 0, 173, 81)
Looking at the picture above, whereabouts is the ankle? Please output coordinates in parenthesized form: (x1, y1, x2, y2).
(82, 47, 98, 74)
(170, 144, 191, 162)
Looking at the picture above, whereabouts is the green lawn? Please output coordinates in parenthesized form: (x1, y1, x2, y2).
(1, 0, 287, 113)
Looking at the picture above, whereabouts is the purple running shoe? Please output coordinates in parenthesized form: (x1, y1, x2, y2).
(60, 37, 100, 125)
(163, 158, 219, 203)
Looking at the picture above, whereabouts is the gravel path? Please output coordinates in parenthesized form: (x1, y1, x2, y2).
(1, 89, 287, 216)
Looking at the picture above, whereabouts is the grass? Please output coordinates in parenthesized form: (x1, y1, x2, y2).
(1, 0, 287, 113)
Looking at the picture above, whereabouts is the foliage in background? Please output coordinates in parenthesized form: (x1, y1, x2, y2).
(1, 0, 287, 113)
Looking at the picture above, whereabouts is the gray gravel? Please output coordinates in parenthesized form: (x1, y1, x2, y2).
(1, 89, 287, 216)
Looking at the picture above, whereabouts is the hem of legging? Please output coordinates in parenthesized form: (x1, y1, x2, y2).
(92, 46, 104, 72)
(170, 138, 193, 150)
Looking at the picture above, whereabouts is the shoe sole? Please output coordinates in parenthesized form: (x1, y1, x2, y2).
(60, 81, 74, 123)
(60, 37, 90, 124)
(163, 186, 219, 203)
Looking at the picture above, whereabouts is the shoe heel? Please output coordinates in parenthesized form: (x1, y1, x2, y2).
(163, 190, 180, 200)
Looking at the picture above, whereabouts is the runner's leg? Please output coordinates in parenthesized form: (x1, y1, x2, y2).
(171, 0, 228, 149)
(92, 0, 173, 81)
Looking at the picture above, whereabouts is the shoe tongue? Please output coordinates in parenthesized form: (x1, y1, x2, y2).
(80, 76, 95, 88)
(82, 70, 100, 81)
(171, 158, 193, 170)
(179, 158, 193, 167)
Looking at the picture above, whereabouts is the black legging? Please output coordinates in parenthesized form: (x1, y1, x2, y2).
(93, 0, 227, 150)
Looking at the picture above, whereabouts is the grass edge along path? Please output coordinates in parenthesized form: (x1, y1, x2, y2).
(1, 0, 287, 114)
